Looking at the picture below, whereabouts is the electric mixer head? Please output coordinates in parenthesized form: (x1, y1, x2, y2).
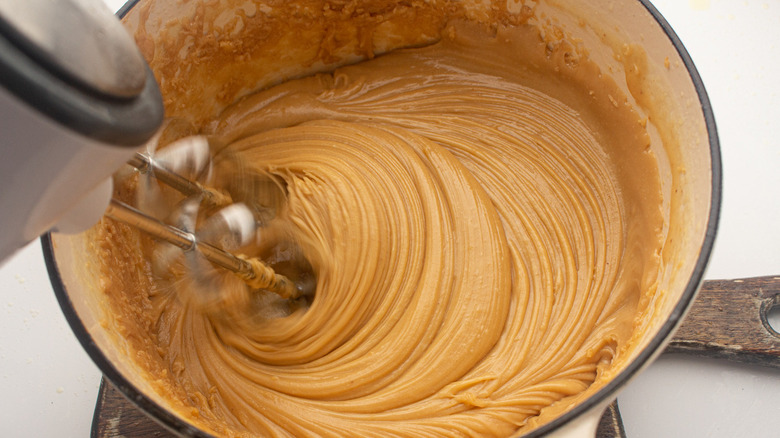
(0, 0, 162, 261)
(0, 0, 314, 303)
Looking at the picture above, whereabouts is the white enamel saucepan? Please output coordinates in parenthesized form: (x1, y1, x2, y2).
(43, 0, 721, 436)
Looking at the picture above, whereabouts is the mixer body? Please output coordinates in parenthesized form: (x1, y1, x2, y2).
(0, 0, 163, 261)
(0, 85, 142, 260)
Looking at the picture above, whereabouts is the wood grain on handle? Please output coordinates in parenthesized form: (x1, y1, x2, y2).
(665, 276, 780, 368)
(596, 401, 627, 438)
(93, 378, 172, 438)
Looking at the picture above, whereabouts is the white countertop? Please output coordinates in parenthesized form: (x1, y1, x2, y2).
(1, 0, 778, 436)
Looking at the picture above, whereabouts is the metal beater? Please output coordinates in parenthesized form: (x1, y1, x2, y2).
(105, 146, 309, 300)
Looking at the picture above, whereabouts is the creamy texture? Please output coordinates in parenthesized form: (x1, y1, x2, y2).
(99, 19, 663, 438)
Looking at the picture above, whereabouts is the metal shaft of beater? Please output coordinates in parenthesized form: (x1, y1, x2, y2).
(128, 153, 232, 208)
(104, 199, 300, 299)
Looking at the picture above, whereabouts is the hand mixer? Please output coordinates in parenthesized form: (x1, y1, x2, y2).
(0, 0, 305, 299)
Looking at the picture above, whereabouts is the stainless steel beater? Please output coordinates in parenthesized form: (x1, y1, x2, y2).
(106, 151, 307, 300)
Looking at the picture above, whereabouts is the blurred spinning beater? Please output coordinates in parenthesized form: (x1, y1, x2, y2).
(106, 136, 310, 300)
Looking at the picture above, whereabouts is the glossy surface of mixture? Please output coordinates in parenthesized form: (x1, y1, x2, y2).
(98, 19, 663, 438)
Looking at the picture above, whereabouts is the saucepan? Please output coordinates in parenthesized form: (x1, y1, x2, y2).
(43, 0, 720, 436)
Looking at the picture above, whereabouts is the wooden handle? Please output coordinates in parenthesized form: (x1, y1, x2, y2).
(93, 378, 174, 437)
(665, 276, 780, 368)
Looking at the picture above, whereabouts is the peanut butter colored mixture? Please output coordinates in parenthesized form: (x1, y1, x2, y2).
(97, 3, 664, 437)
